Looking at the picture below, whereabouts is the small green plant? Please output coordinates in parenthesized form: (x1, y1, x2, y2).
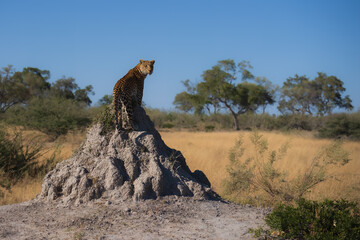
(248, 226, 268, 238)
(139, 145, 148, 153)
(73, 231, 85, 240)
(96, 105, 115, 135)
(169, 150, 183, 171)
(265, 198, 360, 240)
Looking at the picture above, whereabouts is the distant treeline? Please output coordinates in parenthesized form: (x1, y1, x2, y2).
(173, 59, 354, 130)
(1, 63, 359, 140)
(145, 108, 360, 140)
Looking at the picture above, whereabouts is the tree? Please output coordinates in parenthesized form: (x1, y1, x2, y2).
(278, 75, 314, 115)
(254, 76, 279, 113)
(173, 59, 275, 130)
(74, 85, 94, 106)
(50, 77, 79, 99)
(173, 91, 197, 113)
(173, 80, 207, 114)
(0, 65, 54, 113)
(0, 65, 29, 113)
(19, 67, 50, 97)
(98, 94, 113, 106)
(278, 73, 353, 116)
(313, 72, 353, 115)
(50, 77, 94, 106)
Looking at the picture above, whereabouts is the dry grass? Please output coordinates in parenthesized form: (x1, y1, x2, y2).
(0, 178, 43, 205)
(1, 128, 359, 205)
(0, 130, 85, 205)
(160, 130, 360, 203)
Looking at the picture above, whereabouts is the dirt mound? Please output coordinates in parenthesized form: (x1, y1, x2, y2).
(38, 107, 217, 205)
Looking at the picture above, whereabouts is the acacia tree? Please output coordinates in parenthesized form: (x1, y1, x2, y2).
(173, 59, 275, 130)
(313, 73, 353, 115)
(50, 77, 94, 106)
(174, 80, 204, 114)
(19, 67, 51, 97)
(0, 65, 30, 113)
(278, 75, 314, 115)
(1, 65, 96, 114)
(98, 94, 113, 106)
(254, 76, 279, 113)
(278, 73, 353, 116)
(0, 66, 52, 113)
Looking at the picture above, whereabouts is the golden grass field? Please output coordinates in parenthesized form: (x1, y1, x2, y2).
(0, 130, 84, 205)
(1, 129, 359, 205)
(160, 130, 360, 203)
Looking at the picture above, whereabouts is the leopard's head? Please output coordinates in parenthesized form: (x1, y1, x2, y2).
(139, 59, 155, 76)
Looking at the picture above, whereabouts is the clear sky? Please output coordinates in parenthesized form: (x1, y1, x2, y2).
(1, 0, 359, 112)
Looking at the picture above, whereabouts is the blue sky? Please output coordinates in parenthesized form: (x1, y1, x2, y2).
(1, 0, 359, 112)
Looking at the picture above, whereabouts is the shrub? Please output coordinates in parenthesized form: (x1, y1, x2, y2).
(5, 97, 91, 139)
(0, 126, 42, 180)
(318, 112, 360, 140)
(265, 198, 360, 239)
(0, 124, 61, 198)
(95, 104, 115, 135)
(204, 125, 215, 132)
(276, 114, 320, 131)
(162, 122, 175, 129)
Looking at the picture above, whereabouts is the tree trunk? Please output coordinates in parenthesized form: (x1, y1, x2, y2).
(231, 111, 240, 130)
(222, 101, 240, 130)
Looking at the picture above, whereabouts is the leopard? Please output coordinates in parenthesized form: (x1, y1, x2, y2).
(113, 59, 155, 131)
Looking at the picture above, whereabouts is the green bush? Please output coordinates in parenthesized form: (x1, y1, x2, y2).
(95, 105, 115, 135)
(265, 198, 360, 239)
(5, 97, 91, 139)
(276, 114, 322, 131)
(318, 112, 360, 140)
(204, 125, 215, 132)
(162, 122, 175, 129)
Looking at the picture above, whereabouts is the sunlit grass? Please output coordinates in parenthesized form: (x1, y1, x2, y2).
(1, 129, 359, 205)
(0, 130, 85, 205)
(160, 130, 360, 203)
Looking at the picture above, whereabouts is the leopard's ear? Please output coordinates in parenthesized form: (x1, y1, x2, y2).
(139, 59, 143, 63)
(151, 60, 155, 64)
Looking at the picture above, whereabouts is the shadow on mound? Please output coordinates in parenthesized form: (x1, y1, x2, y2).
(38, 107, 219, 205)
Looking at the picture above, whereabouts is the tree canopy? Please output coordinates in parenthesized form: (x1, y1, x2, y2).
(51, 77, 94, 106)
(0, 65, 94, 113)
(1, 65, 31, 113)
(173, 59, 275, 130)
(278, 73, 353, 116)
(97, 94, 113, 106)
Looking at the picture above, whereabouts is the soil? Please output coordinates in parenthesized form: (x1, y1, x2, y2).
(0, 196, 268, 240)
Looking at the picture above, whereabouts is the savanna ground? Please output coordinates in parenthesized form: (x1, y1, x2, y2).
(1, 129, 359, 206)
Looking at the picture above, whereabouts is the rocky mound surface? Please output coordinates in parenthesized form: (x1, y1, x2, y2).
(38, 107, 217, 205)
